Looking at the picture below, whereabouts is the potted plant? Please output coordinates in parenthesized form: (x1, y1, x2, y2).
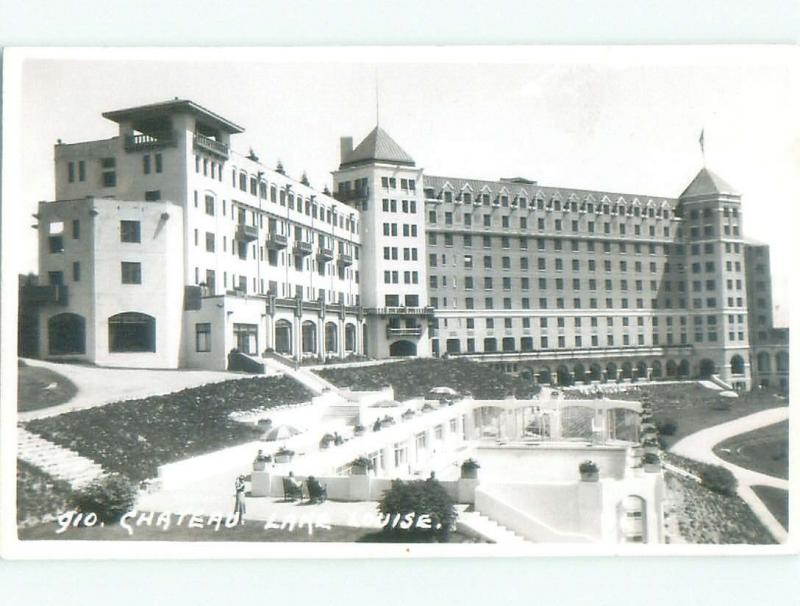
(641, 435, 659, 454)
(643, 452, 661, 473)
(401, 408, 415, 420)
(253, 450, 271, 471)
(640, 422, 658, 435)
(274, 447, 295, 464)
(372, 419, 382, 432)
(350, 456, 374, 476)
(382, 415, 396, 427)
(460, 458, 480, 480)
(353, 424, 366, 437)
(319, 433, 335, 449)
(579, 460, 599, 482)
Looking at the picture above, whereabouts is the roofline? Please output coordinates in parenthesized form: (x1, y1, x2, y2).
(102, 99, 244, 134)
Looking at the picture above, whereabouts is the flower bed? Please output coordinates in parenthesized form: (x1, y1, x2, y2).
(26, 376, 313, 483)
(316, 358, 541, 401)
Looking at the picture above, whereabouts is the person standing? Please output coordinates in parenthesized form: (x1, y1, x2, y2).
(234, 474, 247, 526)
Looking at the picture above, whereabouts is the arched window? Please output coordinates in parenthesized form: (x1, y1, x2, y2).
(302, 321, 317, 354)
(48, 313, 86, 355)
(730, 355, 745, 376)
(344, 323, 356, 353)
(606, 362, 618, 381)
(757, 352, 771, 372)
(556, 365, 573, 386)
(699, 359, 716, 379)
(651, 360, 662, 379)
(325, 322, 338, 354)
(573, 363, 586, 383)
(108, 312, 156, 353)
(275, 320, 292, 354)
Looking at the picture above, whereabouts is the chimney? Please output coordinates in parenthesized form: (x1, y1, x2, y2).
(340, 137, 353, 162)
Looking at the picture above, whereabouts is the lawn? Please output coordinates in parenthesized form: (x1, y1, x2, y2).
(25, 376, 313, 483)
(713, 421, 788, 480)
(752, 485, 789, 531)
(17, 360, 78, 412)
(316, 358, 541, 401)
(17, 459, 75, 526)
(609, 384, 788, 450)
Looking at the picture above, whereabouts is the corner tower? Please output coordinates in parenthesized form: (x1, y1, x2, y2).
(332, 127, 431, 358)
(678, 167, 751, 389)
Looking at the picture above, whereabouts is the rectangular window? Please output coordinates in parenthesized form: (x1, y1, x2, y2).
(72, 261, 81, 282)
(196, 323, 211, 352)
(101, 157, 116, 187)
(120, 220, 141, 243)
(121, 262, 142, 284)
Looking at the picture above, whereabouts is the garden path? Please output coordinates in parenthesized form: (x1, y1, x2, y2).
(17, 426, 104, 489)
(670, 407, 789, 543)
(19, 358, 266, 421)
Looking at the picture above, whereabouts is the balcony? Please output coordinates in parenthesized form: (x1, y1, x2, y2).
(22, 284, 68, 306)
(124, 131, 176, 152)
(333, 187, 369, 203)
(236, 223, 259, 242)
(337, 252, 353, 267)
(266, 233, 288, 249)
(386, 326, 423, 338)
(317, 247, 335, 263)
(366, 306, 435, 317)
(293, 241, 313, 256)
(193, 133, 229, 159)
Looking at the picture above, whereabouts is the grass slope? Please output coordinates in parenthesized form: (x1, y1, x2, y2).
(18, 361, 78, 412)
(26, 376, 313, 483)
(317, 358, 541, 401)
(17, 459, 75, 525)
(751, 486, 788, 531)
(713, 421, 788, 480)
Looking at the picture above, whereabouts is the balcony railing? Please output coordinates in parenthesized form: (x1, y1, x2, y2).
(337, 253, 353, 267)
(193, 133, 229, 159)
(333, 187, 369, 203)
(387, 326, 423, 337)
(124, 131, 176, 151)
(266, 233, 288, 249)
(365, 306, 435, 317)
(22, 284, 68, 306)
(317, 247, 334, 262)
(236, 223, 259, 242)
(293, 241, 313, 256)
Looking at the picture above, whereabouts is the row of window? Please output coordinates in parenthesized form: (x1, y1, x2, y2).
(383, 270, 420, 285)
(428, 294, 742, 311)
(428, 232, 679, 255)
(380, 176, 416, 191)
(381, 199, 418, 214)
(425, 190, 674, 220)
(382, 223, 420, 238)
(433, 253, 672, 274)
(431, 275, 685, 293)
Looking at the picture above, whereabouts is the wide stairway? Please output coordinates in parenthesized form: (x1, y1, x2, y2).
(260, 354, 346, 397)
(459, 511, 530, 544)
(17, 426, 105, 489)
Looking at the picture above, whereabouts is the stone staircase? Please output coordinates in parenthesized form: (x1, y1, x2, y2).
(17, 426, 105, 489)
(260, 355, 346, 398)
(459, 511, 530, 544)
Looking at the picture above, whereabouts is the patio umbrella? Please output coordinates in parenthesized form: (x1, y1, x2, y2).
(429, 386, 458, 396)
(718, 390, 739, 399)
(263, 424, 302, 441)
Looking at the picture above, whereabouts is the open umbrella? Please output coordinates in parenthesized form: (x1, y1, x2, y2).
(429, 386, 458, 396)
(263, 424, 302, 441)
(718, 390, 739, 399)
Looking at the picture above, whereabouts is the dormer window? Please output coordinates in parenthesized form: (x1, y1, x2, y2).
(444, 191, 453, 203)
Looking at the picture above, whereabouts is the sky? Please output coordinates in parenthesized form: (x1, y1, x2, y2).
(10, 48, 797, 326)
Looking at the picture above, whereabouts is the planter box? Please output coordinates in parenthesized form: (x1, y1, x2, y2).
(580, 471, 599, 482)
(253, 461, 267, 472)
(461, 467, 478, 480)
(275, 454, 294, 464)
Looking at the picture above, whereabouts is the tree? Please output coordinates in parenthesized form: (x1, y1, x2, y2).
(71, 473, 137, 523)
(378, 479, 457, 542)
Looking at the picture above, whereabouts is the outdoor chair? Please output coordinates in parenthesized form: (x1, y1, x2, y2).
(283, 477, 304, 502)
(306, 479, 328, 504)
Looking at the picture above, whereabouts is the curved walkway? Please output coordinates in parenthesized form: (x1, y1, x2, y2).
(19, 358, 266, 421)
(671, 407, 789, 543)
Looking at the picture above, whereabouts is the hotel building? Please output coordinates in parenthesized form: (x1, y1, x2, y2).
(26, 98, 785, 389)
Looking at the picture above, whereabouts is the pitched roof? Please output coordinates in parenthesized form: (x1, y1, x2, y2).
(680, 167, 738, 198)
(340, 126, 415, 168)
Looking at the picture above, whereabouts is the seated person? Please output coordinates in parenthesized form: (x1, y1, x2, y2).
(306, 475, 328, 503)
(283, 471, 303, 501)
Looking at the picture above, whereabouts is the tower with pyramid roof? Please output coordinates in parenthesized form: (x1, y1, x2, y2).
(332, 126, 431, 358)
(678, 167, 751, 389)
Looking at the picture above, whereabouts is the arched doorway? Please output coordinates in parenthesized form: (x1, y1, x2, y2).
(651, 360, 662, 379)
(301, 320, 317, 354)
(666, 359, 677, 378)
(589, 363, 602, 382)
(538, 367, 552, 385)
(730, 355, 745, 376)
(108, 312, 156, 352)
(344, 323, 356, 353)
(556, 365, 573, 386)
(699, 358, 716, 379)
(621, 362, 633, 380)
(325, 322, 338, 354)
(389, 340, 417, 357)
(677, 359, 690, 379)
(635, 361, 648, 381)
(757, 351, 771, 372)
(606, 362, 618, 382)
(48, 313, 86, 355)
(573, 363, 586, 384)
(275, 320, 292, 354)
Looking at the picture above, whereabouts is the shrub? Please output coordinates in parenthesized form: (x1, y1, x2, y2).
(579, 460, 598, 473)
(461, 458, 481, 470)
(657, 418, 678, 436)
(699, 465, 737, 496)
(642, 452, 660, 465)
(378, 479, 457, 541)
(350, 456, 374, 470)
(71, 473, 137, 523)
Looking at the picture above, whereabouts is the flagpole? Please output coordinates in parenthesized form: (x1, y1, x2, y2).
(699, 128, 706, 166)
